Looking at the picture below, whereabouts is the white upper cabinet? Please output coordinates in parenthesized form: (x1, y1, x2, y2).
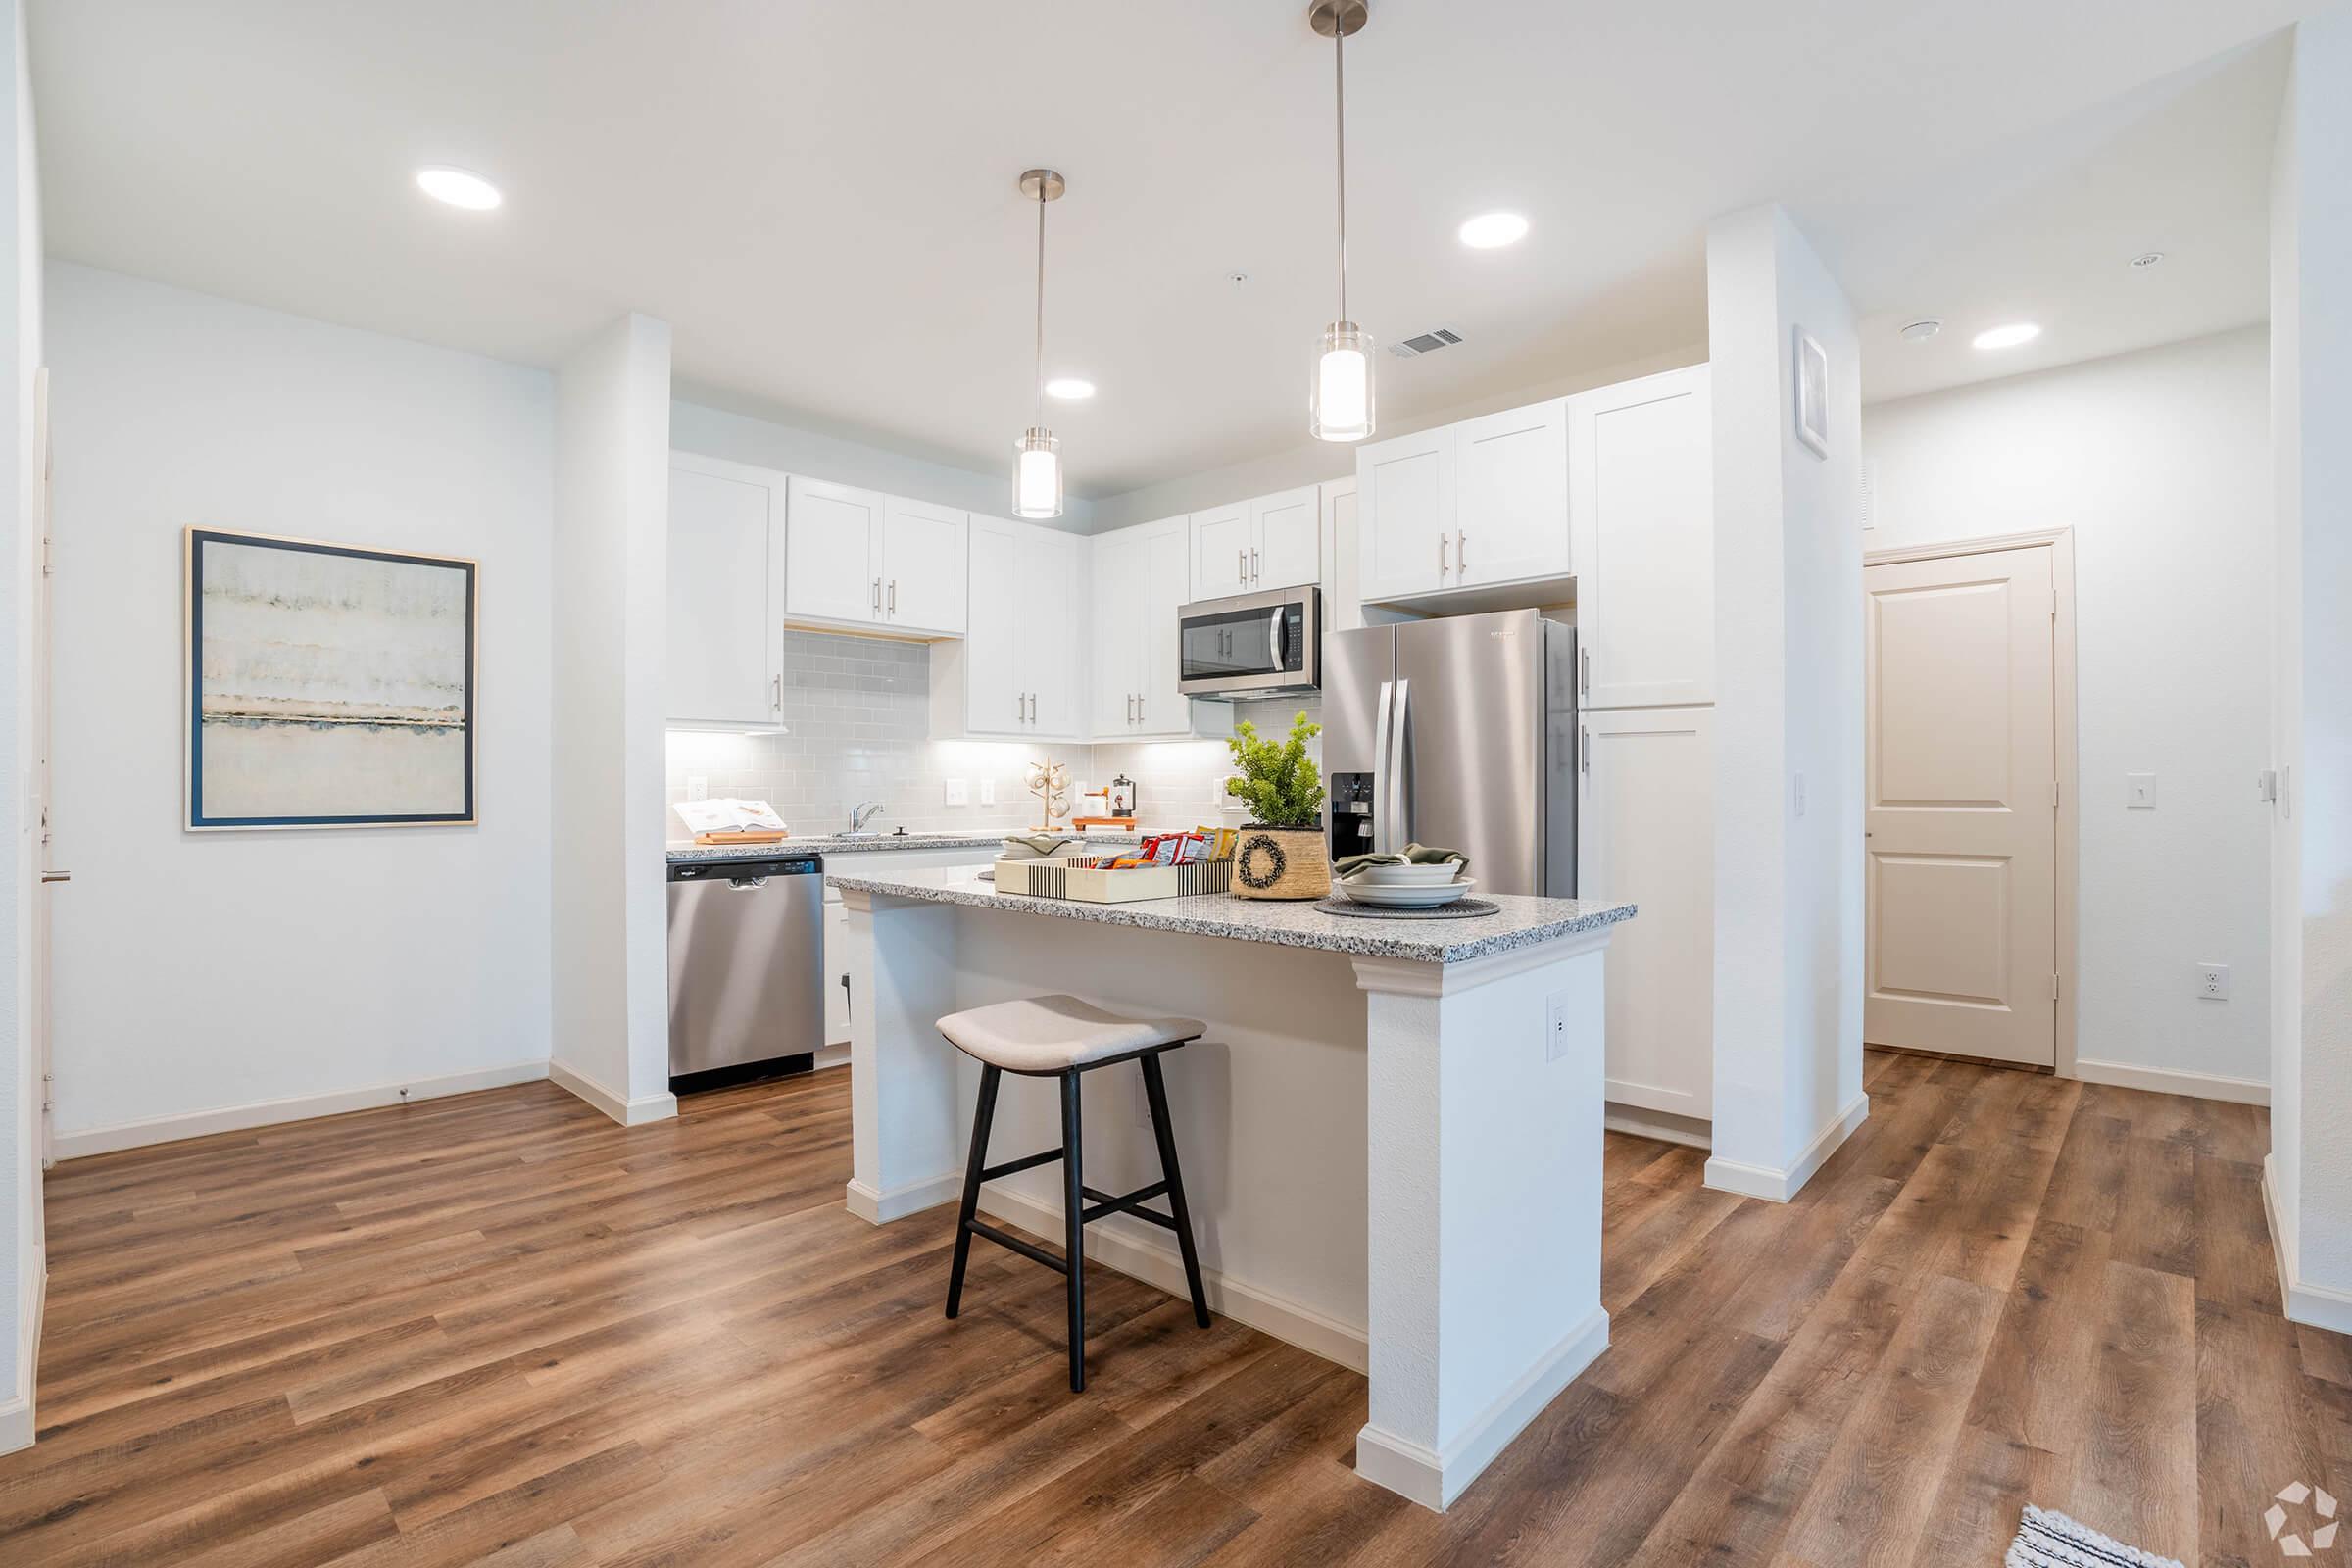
(1453, 398, 1570, 588)
(1188, 504, 1251, 599)
(783, 476, 886, 625)
(666, 456, 785, 727)
(1091, 527, 1144, 736)
(1019, 526, 1085, 737)
(1569, 366, 1713, 708)
(956, 514, 1028, 736)
(934, 514, 1086, 741)
(1356, 425, 1457, 602)
(1092, 515, 1219, 741)
(1250, 485, 1322, 590)
(879, 495, 967, 636)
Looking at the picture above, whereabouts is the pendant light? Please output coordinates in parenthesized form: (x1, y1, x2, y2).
(1013, 168, 1066, 519)
(1309, 0, 1373, 442)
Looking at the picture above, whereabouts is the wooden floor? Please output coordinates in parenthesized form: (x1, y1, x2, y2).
(3, 1051, 2347, 1566)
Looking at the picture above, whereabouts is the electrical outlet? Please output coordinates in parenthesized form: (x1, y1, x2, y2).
(686, 774, 708, 802)
(979, 779, 996, 806)
(2197, 963, 2230, 1000)
(2127, 772, 2156, 809)
(943, 778, 968, 807)
(1546, 990, 1572, 1062)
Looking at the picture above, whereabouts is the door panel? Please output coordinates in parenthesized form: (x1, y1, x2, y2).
(784, 476, 883, 624)
(1357, 427, 1453, 602)
(1864, 545, 2057, 1066)
(1396, 612, 1545, 895)
(1250, 485, 1321, 589)
(1580, 707, 1713, 1118)
(962, 515, 1025, 735)
(1019, 527, 1085, 736)
(1136, 518, 1193, 736)
(1453, 398, 1570, 588)
(666, 463, 781, 725)
(880, 496, 966, 635)
(1572, 368, 1713, 708)
(1091, 528, 1140, 735)
(1190, 505, 1251, 599)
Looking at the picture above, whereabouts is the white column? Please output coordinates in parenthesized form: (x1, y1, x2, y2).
(1350, 933, 1613, 1511)
(1702, 205, 1868, 1202)
(548, 313, 677, 1126)
(843, 888, 967, 1223)
(2265, 12, 2352, 1334)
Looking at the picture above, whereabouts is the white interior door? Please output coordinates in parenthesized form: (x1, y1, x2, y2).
(666, 461, 782, 725)
(783, 476, 883, 625)
(1250, 485, 1321, 590)
(1865, 545, 2058, 1067)
(1189, 505, 1251, 599)
(33, 368, 54, 1179)
(879, 496, 966, 635)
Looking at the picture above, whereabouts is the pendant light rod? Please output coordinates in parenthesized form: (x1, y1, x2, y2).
(1310, 1, 1367, 325)
(1018, 168, 1065, 429)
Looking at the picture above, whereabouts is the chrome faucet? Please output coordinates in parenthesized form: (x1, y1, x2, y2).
(850, 800, 887, 832)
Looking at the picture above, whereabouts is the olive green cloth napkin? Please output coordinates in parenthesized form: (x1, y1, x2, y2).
(1332, 843, 1469, 878)
(1001, 834, 1076, 858)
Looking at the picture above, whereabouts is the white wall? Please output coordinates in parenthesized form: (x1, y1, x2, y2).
(1864, 329, 2274, 1095)
(551, 315, 675, 1122)
(671, 398, 1096, 534)
(1704, 205, 1866, 1201)
(1, 0, 36, 1453)
(44, 265, 557, 1148)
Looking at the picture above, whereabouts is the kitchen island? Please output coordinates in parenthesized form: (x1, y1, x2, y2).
(832, 862, 1636, 1511)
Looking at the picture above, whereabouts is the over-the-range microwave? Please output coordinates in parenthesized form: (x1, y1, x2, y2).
(1175, 585, 1321, 699)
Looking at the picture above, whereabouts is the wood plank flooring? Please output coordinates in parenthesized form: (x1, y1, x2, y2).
(3, 1050, 2345, 1565)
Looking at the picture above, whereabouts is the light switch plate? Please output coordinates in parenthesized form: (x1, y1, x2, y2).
(943, 778, 968, 807)
(2127, 772, 2156, 809)
(2197, 963, 2230, 1000)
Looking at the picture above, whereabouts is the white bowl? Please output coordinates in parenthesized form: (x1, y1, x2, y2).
(1339, 877, 1476, 908)
(1347, 860, 1467, 887)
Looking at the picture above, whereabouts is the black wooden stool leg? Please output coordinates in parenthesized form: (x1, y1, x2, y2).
(1060, 1069, 1087, 1392)
(1141, 1052, 1211, 1328)
(946, 1064, 1001, 1319)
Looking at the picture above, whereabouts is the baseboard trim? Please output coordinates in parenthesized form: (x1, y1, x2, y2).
(1604, 1102, 1712, 1151)
(2264, 1155, 2352, 1335)
(975, 1186, 1370, 1375)
(547, 1061, 677, 1128)
(846, 1173, 963, 1225)
(1704, 1091, 1870, 1203)
(813, 1044, 850, 1071)
(53, 1061, 553, 1160)
(2, 1260, 42, 1455)
(2075, 1057, 2268, 1106)
(1355, 1304, 1611, 1511)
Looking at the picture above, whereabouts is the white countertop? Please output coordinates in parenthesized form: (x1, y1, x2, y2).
(825, 862, 1636, 964)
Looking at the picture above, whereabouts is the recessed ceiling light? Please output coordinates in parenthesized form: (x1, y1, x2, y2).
(1044, 377, 1096, 401)
(1898, 318, 1943, 343)
(1972, 322, 2041, 351)
(1458, 212, 1530, 249)
(416, 167, 502, 211)
(2131, 251, 2166, 270)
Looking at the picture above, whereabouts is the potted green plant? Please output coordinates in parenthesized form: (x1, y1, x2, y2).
(1223, 710, 1330, 900)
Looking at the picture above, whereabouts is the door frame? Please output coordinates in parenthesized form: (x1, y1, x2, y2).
(1862, 526, 2079, 1081)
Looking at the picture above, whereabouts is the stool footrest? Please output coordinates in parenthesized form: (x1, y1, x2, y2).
(980, 1147, 1066, 1182)
(965, 1219, 1069, 1275)
(1080, 1180, 1176, 1229)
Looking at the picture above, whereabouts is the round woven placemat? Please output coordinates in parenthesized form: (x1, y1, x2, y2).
(1311, 897, 1501, 920)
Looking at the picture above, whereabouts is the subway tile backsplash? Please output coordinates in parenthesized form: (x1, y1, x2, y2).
(663, 629, 1321, 841)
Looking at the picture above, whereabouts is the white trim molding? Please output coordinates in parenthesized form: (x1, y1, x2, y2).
(53, 1060, 553, 1160)
(2265, 1156, 2352, 1336)
(1355, 1306, 1610, 1511)
(845, 1173, 962, 1225)
(1705, 1092, 1870, 1202)
(976, 1186, 1370, 1374)
(547, 1061, 678, 1128)
(2074, 1057, 2268, 1106)
(1, 1262, 43, 1455)
(1349, 925, 1615, 1000)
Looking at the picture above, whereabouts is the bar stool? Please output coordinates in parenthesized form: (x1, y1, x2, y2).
(938, 994, 1212, 1392)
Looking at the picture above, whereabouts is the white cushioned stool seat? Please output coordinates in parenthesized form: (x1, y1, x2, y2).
(937, 994, 1204, 1075)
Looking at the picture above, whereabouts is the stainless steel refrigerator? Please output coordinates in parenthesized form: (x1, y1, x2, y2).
(1323, 610, 1578, 898)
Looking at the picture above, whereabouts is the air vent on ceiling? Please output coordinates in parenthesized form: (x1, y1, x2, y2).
(1387, 327, 1463, 359)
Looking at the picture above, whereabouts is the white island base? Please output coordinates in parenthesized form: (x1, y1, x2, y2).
(835, 867, 1636, 1511)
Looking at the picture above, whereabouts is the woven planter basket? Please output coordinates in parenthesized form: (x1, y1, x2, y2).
(1232, 825, 1332, 901)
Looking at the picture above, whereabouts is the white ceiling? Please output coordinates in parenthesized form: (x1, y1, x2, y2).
(30, 1, 2311, 498)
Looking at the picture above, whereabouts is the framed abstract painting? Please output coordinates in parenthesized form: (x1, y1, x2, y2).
(184, 527, 477, 830)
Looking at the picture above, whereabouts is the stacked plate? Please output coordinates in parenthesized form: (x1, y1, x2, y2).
(1337, 860, 1475, 908)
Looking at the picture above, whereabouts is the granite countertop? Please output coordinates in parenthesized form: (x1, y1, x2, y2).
(666, 830, 1141, 862)
(824, 863, 1637, 963)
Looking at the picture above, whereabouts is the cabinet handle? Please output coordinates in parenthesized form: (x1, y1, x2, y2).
(1581, 725, 1591, 775)
(1238, 547, 1248, 585)
(887, 579, 897, 615)
(771, 673, 781, 714)
(1136, 693, 1145, 724)
(1455, 529, 1466, 572)
(1439, 533, 1449, 576)
(1579, 646, 1591, 696)
(871, 577, 881, 612)
(1127, 693, 1136, 723)
(1250, 547, 1260, 583)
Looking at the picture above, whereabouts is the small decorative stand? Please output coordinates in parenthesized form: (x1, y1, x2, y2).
(1026, 758, 1072, 833)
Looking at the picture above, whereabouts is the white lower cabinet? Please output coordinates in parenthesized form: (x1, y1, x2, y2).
(1579, 705, 1715, 1121)
(931, 514, 1086, 739)
(819, 848, 1001, 1051)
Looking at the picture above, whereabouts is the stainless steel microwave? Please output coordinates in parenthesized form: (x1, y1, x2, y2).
(1175, 585, 1321, 699)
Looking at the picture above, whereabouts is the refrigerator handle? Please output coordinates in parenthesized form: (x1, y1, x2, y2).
(1371, 679, 1396, 854)
(1388, 677, 1412, 850)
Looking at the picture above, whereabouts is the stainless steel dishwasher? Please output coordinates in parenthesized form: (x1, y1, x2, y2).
(666, 856, 825, 1091)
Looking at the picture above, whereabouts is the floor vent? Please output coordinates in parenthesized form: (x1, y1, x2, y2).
(1387, 328, 1463, 359)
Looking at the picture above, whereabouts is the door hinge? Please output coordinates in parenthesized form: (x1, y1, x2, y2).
(41, 535, 54, 575)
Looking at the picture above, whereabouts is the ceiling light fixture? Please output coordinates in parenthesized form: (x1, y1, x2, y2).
(1458, 211, 1529, 249)
(1309, 0, 1373, 443)
(1972, 322, 2041, 351)
(1044, 377, 1096, 401)
(416, 166, 502, 211)
(1898, 318, 1942, 343)
(1012, 168, 1066, 520)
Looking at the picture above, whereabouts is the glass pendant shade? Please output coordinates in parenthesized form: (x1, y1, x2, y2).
(1013, 427, 1063, 519)
(1311, 322, 1375, 442)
